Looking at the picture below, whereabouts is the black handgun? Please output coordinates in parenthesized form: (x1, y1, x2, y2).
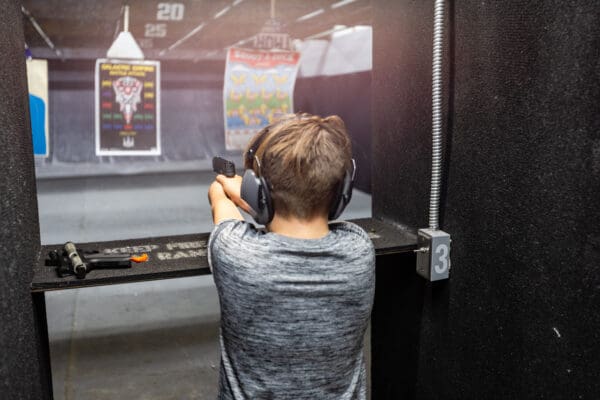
(45, 242, 148, 279)
(212, 156, 236, 177)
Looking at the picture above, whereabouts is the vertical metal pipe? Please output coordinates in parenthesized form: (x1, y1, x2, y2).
(429, 0, 445, 230)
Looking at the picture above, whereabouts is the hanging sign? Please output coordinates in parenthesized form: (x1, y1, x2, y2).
(253, 32, 292, 51)
(95, 59, 161, 156)
(223, 47, 301, 151)
(26, 59, 49, 157)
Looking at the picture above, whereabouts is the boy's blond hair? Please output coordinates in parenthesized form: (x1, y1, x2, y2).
(244, 113, 352, 220)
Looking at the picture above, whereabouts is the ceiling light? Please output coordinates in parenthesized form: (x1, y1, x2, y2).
(296, 9, 324, 22)
(214, 6, 231, 19)
(331, 0, 358, 9)
(160, 23, 205, 55)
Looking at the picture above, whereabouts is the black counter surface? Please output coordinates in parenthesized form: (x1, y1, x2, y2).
(32, 217, 417, 292)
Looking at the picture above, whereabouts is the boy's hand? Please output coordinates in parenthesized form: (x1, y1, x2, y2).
(208, 180, 226, 205)
(216, 174, 251, 213)
(208, 179, 243, 223)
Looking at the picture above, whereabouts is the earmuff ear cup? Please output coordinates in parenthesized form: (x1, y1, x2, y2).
(328, 168, 354, 220)
(241, 169, 274, 225)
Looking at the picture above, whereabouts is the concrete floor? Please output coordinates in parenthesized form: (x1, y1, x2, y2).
(38, 170, 372, 400)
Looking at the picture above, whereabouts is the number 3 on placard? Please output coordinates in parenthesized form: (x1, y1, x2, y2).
(434, 244, 449, 274)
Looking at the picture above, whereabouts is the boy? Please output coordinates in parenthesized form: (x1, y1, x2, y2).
(208, 113, 375, 399)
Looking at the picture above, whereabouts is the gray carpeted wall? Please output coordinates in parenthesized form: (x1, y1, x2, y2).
(371, 0, 600, 398)
(0, 0, 45, 398)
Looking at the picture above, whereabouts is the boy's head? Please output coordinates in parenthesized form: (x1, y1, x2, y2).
(244, 113, 353, 220)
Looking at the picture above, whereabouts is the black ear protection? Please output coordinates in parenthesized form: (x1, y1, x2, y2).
(328, 158, 356, 221)
(240, 126, 274, 225)
(240, 125, 356, 225)
(241, 156, 275, 226)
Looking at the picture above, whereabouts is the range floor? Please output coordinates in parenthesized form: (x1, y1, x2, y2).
(38, 170, 372, 400)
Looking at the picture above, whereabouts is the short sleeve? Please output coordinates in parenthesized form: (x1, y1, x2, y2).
(207, 219, 258, 272)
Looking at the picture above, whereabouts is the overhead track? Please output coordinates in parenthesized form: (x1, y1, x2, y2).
(21, 5, 62, 58)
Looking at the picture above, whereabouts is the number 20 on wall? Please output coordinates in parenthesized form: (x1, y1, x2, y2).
(157, 3, 185, 21)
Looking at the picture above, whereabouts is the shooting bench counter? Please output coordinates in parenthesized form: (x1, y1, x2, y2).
(30, 217, 417, 399)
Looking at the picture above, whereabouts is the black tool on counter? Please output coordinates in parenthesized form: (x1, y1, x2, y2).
(45, 242, 148, 279)
(213, 156, 236, 177)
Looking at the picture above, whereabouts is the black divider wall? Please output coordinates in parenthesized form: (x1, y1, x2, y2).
(372, 0, 599, 398)
(0, 0, 45, 398)
(372, 0, 436, 228)
(295, 71, 372, 193)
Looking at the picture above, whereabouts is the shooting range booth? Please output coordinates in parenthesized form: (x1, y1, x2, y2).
(1, 0, 599, 399)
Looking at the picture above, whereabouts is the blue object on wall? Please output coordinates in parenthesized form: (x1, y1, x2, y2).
(29, 93, 47, 156)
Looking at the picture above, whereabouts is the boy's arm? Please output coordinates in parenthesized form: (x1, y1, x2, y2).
(209, 180, 244, 224)
(215, 174, 252, 214)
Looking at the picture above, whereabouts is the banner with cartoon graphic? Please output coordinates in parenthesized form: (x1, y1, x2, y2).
(223, 48, 301, 151)
(26, 59, 49, 157)
(95, 59, 161, 156)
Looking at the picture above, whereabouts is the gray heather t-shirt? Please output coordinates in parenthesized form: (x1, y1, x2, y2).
(208, 219, 375, 400)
